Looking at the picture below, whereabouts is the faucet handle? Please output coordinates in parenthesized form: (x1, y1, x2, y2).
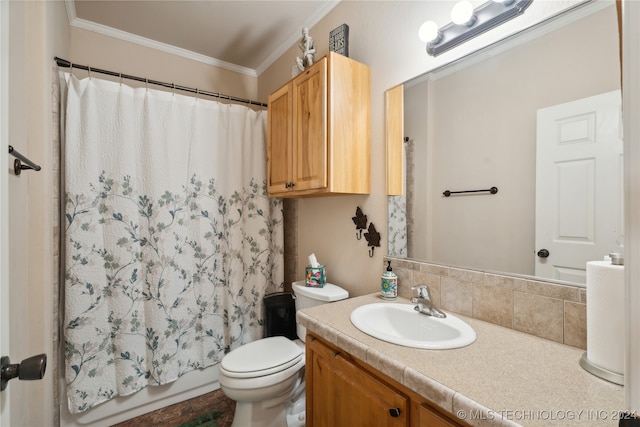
(411, 285, 430, 299)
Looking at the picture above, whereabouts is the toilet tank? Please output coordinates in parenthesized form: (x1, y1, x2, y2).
(292, 281, 349, 341)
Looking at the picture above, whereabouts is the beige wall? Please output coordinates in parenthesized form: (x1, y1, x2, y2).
(258, 1, 579, 296)
(69, 27, 258, 100)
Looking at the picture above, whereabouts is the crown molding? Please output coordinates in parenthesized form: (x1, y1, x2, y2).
(64, 0, 257, 77)
(64, 0, 341, 78)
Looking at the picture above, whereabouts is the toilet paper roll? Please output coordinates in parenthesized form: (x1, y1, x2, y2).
(586, 261, 624, 375)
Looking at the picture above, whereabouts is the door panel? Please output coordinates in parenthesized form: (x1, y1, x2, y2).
(267, 84, 292, 194)
(292, 58, 327, 191)
(536, 90, 623, 283)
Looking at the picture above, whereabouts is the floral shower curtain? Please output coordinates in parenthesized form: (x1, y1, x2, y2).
(61, 73, 283, 413)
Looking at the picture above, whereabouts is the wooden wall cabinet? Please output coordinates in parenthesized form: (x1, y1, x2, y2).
(306, 333, 469, 427)
(267, 52, 370, 198)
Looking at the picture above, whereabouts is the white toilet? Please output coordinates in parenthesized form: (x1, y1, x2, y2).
(218, 281, 349, 427)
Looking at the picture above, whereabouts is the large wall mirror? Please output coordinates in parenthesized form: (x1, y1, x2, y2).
(387, 0, 621, 287)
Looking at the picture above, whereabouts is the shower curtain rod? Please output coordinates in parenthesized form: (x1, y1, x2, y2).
(54, 56, 268, 108)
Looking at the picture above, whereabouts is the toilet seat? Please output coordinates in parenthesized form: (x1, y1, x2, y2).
(220, 336, 303, 379)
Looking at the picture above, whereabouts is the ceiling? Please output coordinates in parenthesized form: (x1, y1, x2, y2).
(68, 0, 340, 76)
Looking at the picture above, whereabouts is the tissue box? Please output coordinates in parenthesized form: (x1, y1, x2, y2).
(305, 265, 326, 287)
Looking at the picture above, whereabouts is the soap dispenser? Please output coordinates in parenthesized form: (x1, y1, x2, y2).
(381, 261, 398, 300)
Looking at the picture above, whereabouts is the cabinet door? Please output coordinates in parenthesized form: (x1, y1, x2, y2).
(267, 83, 292, 194)
(292, 58, 327, 192)
(308, 338, 408, 427)
(416, 403, 461, 427)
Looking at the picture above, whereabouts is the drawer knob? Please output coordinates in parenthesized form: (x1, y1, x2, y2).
(389, 408, 401, 417)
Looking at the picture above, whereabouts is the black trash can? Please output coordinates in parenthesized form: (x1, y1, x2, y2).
(263, 292, 297, 340)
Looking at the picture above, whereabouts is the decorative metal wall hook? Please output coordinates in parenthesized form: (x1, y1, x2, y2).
(351, 206, 380, 257)
(364, 223, 381, 257)
(352, 206, 367, 239)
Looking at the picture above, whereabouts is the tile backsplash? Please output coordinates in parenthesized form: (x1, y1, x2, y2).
(386, 257, 586, 350)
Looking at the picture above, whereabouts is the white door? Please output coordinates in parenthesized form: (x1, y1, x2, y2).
(535, 90, 623, 284)
(0, 1, 11, 424)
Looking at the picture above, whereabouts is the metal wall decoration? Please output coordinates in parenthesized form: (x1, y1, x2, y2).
(352, 206, 380, 257)
(352, 206, 367, 239)
(364, 223, 381, 257)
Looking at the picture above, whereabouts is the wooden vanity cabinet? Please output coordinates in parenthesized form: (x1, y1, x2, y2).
(267, 52, 370, 198)
(306, 333, 469, 427)
(306, 333, 408, 426)
(415, 403, 463, 427)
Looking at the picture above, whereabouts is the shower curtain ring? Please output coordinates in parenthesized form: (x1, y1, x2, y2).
(88, 66, 92, 79)
(119, 73, 122, 86)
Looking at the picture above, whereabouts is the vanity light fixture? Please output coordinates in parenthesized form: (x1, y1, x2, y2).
(451, 0, 476, 26)
(420, 0, 533, 56)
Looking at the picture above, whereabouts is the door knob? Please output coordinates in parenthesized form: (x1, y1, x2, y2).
(537, 249, 550, 258)
(1, 353, 47, 391)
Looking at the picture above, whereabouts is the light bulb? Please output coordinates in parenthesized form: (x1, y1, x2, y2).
(418, 21, 440, 43)
(451, 0, 475, 26)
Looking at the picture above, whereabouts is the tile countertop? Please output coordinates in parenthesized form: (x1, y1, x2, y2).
(297, 293, 625, 427)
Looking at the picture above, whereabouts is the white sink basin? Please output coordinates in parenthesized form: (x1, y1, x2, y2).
(350, 302, 476, 350)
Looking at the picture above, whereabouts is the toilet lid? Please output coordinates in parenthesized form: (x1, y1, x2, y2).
(221, 336, 303, 379)
(292, 281, 349, 302)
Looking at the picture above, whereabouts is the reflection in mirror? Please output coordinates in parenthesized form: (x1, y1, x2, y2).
(387, 2, 621, 287)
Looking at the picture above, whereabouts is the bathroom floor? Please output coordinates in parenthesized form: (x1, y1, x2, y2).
(111, 388, 236, 427)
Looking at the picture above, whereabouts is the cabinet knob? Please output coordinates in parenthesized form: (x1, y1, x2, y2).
(389, 408, 401, 417)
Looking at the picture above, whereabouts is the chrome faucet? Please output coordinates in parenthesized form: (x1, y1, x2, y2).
(411, 285, 446, 318)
